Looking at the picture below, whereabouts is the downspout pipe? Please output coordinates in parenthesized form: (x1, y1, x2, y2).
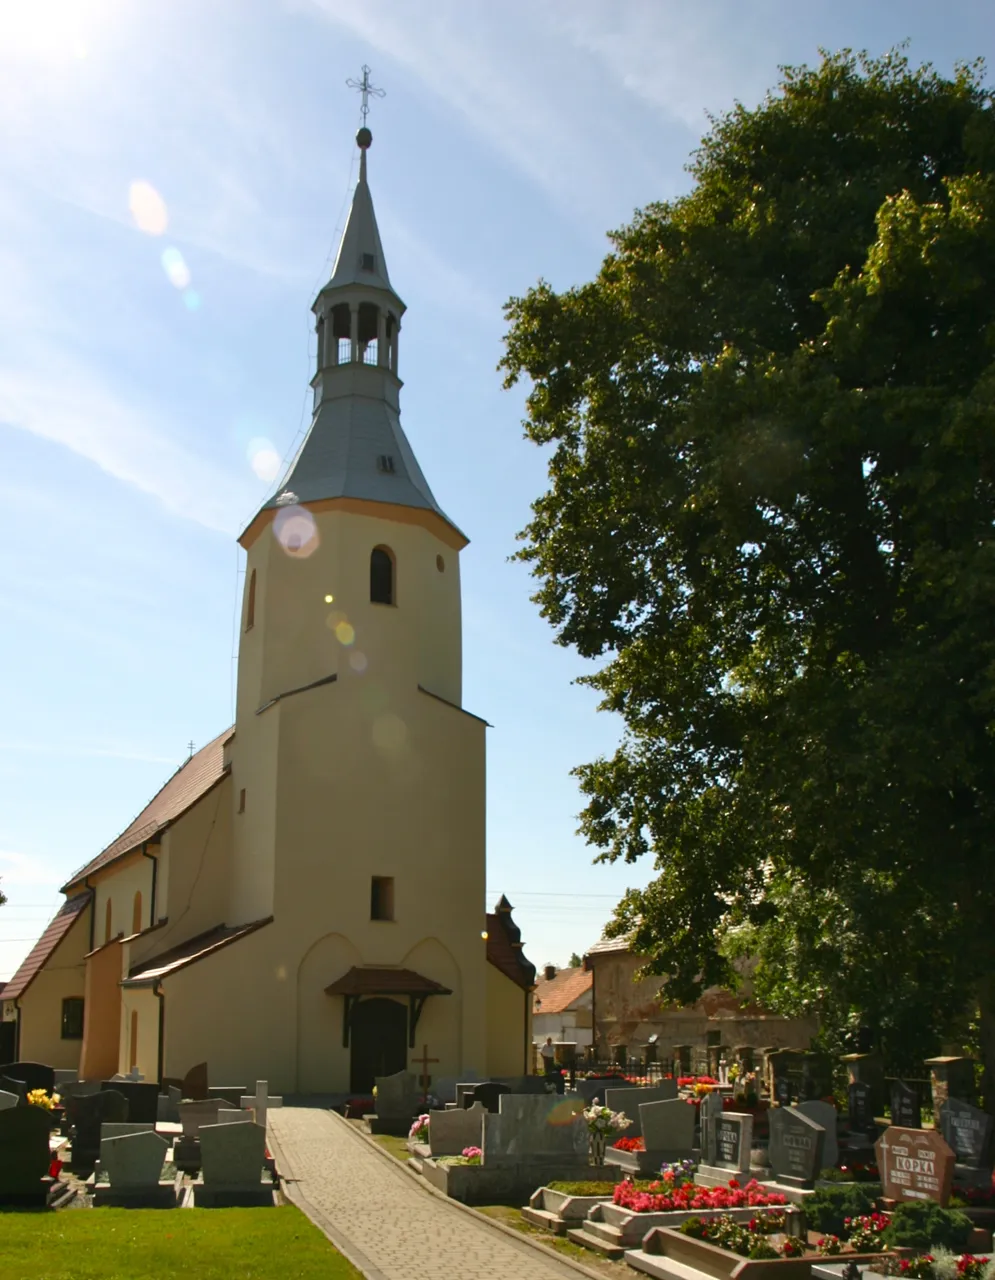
(141, 843, 158, 927)
(84, 877, 96, 952)
(153, 981, 165, 1086)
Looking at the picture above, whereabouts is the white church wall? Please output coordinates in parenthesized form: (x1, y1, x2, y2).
(295, 931, 361, 1094)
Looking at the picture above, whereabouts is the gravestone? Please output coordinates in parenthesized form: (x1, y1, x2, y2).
(218, 1108, 253, 1124)
(847, 1081, 876, 1137)
(673, 1045, 692, 1075)
(482, 1094, 586, 1168)
(101, 1079, 159, 1123)
(699, 1089, 724, 1166)
(456, 1081, 484, 1110)
(574, 1077, 620, 1105)
(0, 1076, 25, 1103)
(101, 1122, 156, 1143)
(158, 1086, 182, 1123)
(175, 1097, 225, 1174)
(61, 1080, 101, 1099)
(734, 1046, 756, 1070)
(53, 1069, 78, 1088)
(939, 1098, 994, 1186)
(768, 1105, 826, 1187)
(842, 1053, 885, 1116)
(66, 1088, 128, 1168)
(195, 1120, 272, 1206)
(602, 1082, 678, 1138)
(181, 1061, 209, 1100)
(0, 1105, 52, 1206)
(775, 1077, 793, 1107)
(710, 1112, 754, 1175)
(239, 1081, 282, 1131)
(800, 1054, 834, 1102)
(375, 1070, 419, 1120)
(891, 1081, 923, 1130)
(427, 1102, 486, 1157)
(96, 1130, 174, 1207)
(3, 1061, 55, 1094)
(470, 1082, 511, 1114)
(798, 1100, 839, 1169)
(640, 1098, 696, 1155)
(208, 1086, 247, 1109)
(0, 1089, 18, 1112)
(875, 1126, 955, 1206)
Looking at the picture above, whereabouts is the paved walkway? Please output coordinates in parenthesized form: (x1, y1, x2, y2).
(268, 1106, 586, 1280)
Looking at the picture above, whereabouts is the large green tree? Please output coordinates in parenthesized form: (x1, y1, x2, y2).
(501, 51, 995, 1094)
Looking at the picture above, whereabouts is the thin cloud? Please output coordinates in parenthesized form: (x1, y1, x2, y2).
(0, 742, 178, 765)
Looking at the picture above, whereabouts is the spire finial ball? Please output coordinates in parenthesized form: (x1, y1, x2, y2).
(356, 127, 372, 150)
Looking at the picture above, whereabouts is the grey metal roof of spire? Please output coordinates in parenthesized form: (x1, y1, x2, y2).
(323, 148, 396, 297)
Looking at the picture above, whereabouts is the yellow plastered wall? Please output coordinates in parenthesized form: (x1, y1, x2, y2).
(91, 855, 154, 948)
(118, 986, 161, 1082)
(486, 963, 531, 1078)
(16, 909, 90, 1069)
(79, 939, 125, 1080)
(132, 776, 234, 965)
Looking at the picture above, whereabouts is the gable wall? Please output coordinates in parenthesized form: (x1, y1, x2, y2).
(16, 908, 90, 1069)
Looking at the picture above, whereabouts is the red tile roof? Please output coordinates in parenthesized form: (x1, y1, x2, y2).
(324, 967, 453, 997)
(3, 894, 90, 1000)
(533, 966, 592, 1014)
(486, 898, 536, 991)
(123, 917, 272, 985)
(62, 728, 234, 892)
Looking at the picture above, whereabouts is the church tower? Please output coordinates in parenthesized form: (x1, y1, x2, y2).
(229, 122, 489, 1090)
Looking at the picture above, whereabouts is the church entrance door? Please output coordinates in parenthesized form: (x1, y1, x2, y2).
(350, 997, 407, 1093)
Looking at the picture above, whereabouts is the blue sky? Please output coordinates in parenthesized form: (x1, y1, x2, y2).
(1, 0, 992, 980)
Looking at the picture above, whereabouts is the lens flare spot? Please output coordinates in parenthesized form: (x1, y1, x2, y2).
(161, 246, 191, 289)
(335, 621, 355, 646)
(247, 437, 281, 483)
(325, 610, 346, 632)
(183, 289, 202, 311)
(547, 1099, 583, 1127)
(372, 712, 407, 755)
(273, 504, 318, 558)
(324, 594, 334, 604)
(349, 650, 367, 673)
(480, 930, 489, 940)
(129, 180, 168, 236)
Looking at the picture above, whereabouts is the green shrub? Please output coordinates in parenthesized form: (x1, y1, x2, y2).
(880, 1202, 973, 1252)
(806, 1184, 879, 1235)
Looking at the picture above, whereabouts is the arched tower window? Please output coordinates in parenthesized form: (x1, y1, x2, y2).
(358, 302, 379, 365)
(370, 547, 395, 605)
(132, 890, 143, 935)
(104, 898, 113, 944)
(332, 303, 351, 363)
(316, 314, 325, 373)
(246, 569, 256, 631)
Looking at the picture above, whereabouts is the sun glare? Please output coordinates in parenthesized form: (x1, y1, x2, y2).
(0, 0, 107, 61)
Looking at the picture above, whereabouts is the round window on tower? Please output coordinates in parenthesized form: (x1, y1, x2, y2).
(436, 555, 445, 573)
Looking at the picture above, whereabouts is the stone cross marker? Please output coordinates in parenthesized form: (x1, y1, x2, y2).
(769, 1105, 826, 1187)
(875, 1126, 955, 1206)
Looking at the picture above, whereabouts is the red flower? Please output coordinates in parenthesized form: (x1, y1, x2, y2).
(48, 1158, 62, 1178)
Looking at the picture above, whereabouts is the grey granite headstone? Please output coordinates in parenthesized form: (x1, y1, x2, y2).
(157, 1086, 182, 1123)
(769, 1105, 826, 1187)
(710, 1112, 754, 1174)
(640, 1098, 695, 1155)
(100, 1130, 168, 1188)
(0, 1090, 18, 1112)
(428, 1102, 485, 1156)
(217, 1108, 253, 1124)
(374, 1070, 419, 1120)
(602, 1082, 679, 1138)
(699, 1089, 724, 1165)
(0, 1105, 52, 1205)
(101, 1122, 156, 1143)
(199, 1120, 266, 1189)
(482, 1094, 586, 1168)
(798, 1100, 839, 1169)
(178, 1098, 225, 1138)
(455, 1081, 482, 1110)
(940, 1098, 993, 1170)
(207, 1086, 247, 1109)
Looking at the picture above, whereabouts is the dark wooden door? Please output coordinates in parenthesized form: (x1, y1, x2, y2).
(349, 998, 407, 1094)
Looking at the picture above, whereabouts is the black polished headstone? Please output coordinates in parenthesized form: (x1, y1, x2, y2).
(0, 1106, 52, 1206)
(848, 1081, 876, 1136)
(65, 1088, 128, 1168)
(890, 1080, 923, 1130)
(769, 1105, 826, 1187)
(469, 1082, 511, 1113)
(101, 1080, 159, 1124)
(775, 1077, 792, 1107)
(940, 1098, 994, 1169)
(3, 1062, 55, 1094)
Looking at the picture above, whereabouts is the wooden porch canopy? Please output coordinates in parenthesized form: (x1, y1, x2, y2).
(325, 967, 453, 1048)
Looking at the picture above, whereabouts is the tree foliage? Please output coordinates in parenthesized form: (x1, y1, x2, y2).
(501, 50, 995, 1078)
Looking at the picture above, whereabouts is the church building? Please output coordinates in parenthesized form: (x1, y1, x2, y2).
(2, 124, 536, 1094)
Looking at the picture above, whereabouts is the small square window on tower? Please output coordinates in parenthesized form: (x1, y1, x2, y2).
(376, 454, 395, 474)
(361, 252, 375, 272)
(370, 876, 395, 921)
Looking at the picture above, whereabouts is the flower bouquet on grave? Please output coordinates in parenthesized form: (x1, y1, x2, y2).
(26, 1088, 59, 1111)
(844, 1212, 889, 1251)
(659, 1159, 697, 1189)
(409, 1114, 430, 1142)
(583, 1104, 632, 1166)
(462, 1146, 482, 1166)
(733, 1070, 759, 1108)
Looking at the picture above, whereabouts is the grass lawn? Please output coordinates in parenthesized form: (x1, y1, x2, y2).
(366, 1131, 411, 1162)
(0, 1204, 363, 1280)
(476, 1204, 629, 1278)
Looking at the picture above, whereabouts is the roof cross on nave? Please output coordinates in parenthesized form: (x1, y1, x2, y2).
(346, 64, 385, 124)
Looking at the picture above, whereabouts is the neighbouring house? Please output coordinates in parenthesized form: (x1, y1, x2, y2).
(532, 964, 594, 1050)
(584, 936, 818, 1061)
(1, 124, 536, 1093)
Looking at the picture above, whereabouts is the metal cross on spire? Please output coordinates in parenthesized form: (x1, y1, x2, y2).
(346, 65, 385, 124)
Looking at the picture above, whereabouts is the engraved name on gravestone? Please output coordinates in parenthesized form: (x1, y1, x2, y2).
(875, 1127, 955, 1206)
(890, 1081, 923, 1131)
(713, 1113, 754, 1173)
(940, 1099, 993, 1170)
(769, 1106, 825, 1187)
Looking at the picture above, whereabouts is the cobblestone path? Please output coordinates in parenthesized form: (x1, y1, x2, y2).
(268, 1106, 588, 1280)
